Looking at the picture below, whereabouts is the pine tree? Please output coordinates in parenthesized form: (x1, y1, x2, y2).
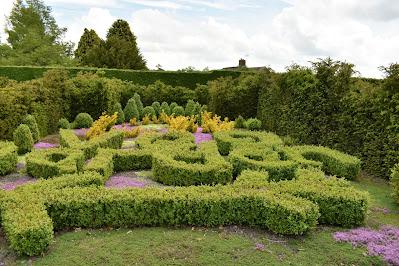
(123, 98, 139, 122)
(75, 28, 102, 66)
(104, 19, 146, 70)
(23, 114, 40, 143)
(110, 102, 125, 124)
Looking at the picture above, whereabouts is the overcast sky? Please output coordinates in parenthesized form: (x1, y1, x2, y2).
(1, 0, 398, 77)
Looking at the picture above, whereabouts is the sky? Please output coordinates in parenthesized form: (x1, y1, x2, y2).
(0, 0, 399, 77)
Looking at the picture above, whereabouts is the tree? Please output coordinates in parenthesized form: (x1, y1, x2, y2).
(104, 19, 146, 69)
(1, 0, 73, 66)
(75, 28, 102, 66)
(124, 98, 139, 122)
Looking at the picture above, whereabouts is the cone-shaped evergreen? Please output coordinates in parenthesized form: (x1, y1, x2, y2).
(75, 28, 102, 66)
(104, 19, 146, 69)
(133, 93, 144, 118)
(124, 98, 139, 122)
(110, 102, 125, 124)
(23, 114, 40, 143)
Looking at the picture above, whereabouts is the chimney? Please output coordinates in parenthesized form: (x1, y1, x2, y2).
(239, 58, 246, 68)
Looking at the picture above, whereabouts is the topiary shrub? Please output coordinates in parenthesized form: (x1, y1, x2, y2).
(124, 98, 139, 122)
(73, 113, 93, 129)
(151, 102, 161, 116)
(23, 115, 40, 143)
(185, 100, 196, 116)
(142, 106, 156, 118)
(169, 102, 178, 112)
(13, 124, 34, 154)
(133, 93, 143, 118)
(0, 141, 18, 175)
(172, 106, 185, 116)
(111, 103, 125, 124)
(160, 102, 171, 115)
(234, 116, 246, 129)
(57, 118, 70, 129)
(245, 118, 262, 131)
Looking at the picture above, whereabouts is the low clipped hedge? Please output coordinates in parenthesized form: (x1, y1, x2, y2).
(213, 130, 283, 156)
(60, 129, 123, 159)
(152, 142, 233, 186)
(0, 141, 18, 176)
(26, 149, 84, 179)
(229, 144, 298, 181)
(233, 168, 369, 227)
(289, 145, 361, 179)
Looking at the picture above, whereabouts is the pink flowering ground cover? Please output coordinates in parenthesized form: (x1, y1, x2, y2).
(194, 127, 213, 144)
(34, 142, 58, 149)
(334, 226, 399, 265)
(0, 176, 36, 191)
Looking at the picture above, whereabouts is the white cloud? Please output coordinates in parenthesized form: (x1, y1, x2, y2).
(0, 0, 15, 43)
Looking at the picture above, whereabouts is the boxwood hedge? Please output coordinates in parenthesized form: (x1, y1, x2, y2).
(0, 141, 18, 176)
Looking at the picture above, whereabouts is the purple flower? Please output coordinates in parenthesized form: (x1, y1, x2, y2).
(105, 175, 147, 189)
(333, 226, 399, 265)
(74, 128, 89, 136)
(193, 132, 213, 144)
(255, 243, 265, 251)
(34, 142, 58, 149)
(0, 177, 36, 191)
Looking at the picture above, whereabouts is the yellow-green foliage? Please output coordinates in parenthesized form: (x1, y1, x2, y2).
(142, 115, 151, 125)
(86, 113, 118, 139)
(201, 112, 234, 133)
(0, 141, 18, 176)
(116, 126, 141, 138)
(129, 117, 138, 126)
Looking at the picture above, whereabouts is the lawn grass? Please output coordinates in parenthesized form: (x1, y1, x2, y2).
(0, 172, 396, 265)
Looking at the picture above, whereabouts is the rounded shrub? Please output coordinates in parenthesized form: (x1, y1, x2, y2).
(185, 100, 196, 116)
(245, 118, 262, 131)
(23, 114, 40, 143)
(73, 113, 93, 129)
(133, 93, 143, 118)
(170, 102, 178, 112)
(151, 102, 161, 116)
(0, 141, 18, 175)
(234, 115, 246, 129)
(172, 106, 185, 116)
(124, 99, 139, 122)
(58, 118, 70, 129)
(142, 106, 156, 118)
(13, 124, 34, 154)
(160, 102, 171, 115)
(111, 103, 125, 124)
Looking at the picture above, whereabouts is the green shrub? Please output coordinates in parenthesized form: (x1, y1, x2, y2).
(23, 115, 40, 143)
(234, 116, 246, 129)
(73, 113, 93, 129)
(213, 130, 283, 156)
(245, 118, 262, 131)
(390, 164, 399, 204)
(0, 141, 18, 176)
(83, 149, 114, 178)
(151, 102, 161, 116)
(290, 145, 361, 180)
(185, 100, 196, 116)
(13, 124, 33, 154)
(169, 102, 178, 112)
(59, 129, 81, 148)
(172, 106, 185, 116)
(26, 149, 85, 179)
(113, 149, 152, 172)
(110, 103, 125, 124)
(152, 142, 233, 186)
(229, 144, 298, 181)
(160, 102, 170, 115)
(142, 106, 156, 118)
(57, 118, 70, 129)
(133, 93, 144, 117)
(123, 98, 140, 122)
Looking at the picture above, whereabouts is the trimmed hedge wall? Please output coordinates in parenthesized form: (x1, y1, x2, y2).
(391, 164, 399, 204)
(0, 66, 241, 89)
(0, 141, 18, 176)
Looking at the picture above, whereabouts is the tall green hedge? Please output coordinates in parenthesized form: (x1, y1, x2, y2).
(0, 66, 241, 89)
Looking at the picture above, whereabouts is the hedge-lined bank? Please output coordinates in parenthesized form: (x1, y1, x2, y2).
(0, 66, 241, 88)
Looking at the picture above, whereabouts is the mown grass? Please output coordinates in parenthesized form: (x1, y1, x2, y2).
(0, 172, 396, 266)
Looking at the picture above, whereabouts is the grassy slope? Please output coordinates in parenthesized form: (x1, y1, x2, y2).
(1, 173, 396, 266)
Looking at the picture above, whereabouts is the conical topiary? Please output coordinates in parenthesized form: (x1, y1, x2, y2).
(124, 98, 139, 122)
